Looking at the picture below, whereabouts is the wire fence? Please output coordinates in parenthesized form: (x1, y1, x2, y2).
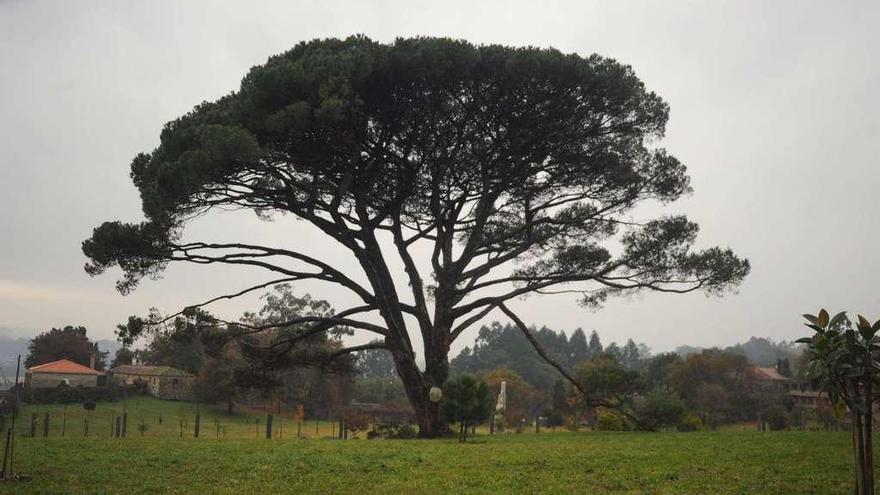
(4, 400, 352, 441)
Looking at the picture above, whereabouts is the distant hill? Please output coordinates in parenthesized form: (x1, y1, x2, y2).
(675, 337, 801, 367)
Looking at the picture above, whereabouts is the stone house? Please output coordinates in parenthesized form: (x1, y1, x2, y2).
(110, 364, 194, 401)
(25, 359, 103, 388)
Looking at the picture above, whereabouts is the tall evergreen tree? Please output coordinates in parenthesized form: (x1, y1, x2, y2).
(622, 339, 642, 370)
(588, 330, 603, 359)
(569, 328, 589, 368)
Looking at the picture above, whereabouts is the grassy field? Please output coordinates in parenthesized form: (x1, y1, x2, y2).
(0, 399, 867, 494)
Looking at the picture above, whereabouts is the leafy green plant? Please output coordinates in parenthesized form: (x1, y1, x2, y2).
(798, 309, 880, 495)
(634, 388, 686, 430)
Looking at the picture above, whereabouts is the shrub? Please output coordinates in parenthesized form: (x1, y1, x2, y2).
(394, 424, 417, 439)
(595, 409, 626, 431)
(764, 406, 789, 431)
(83, 400, 96, 411)
(677, 413, 703, 431)
(635, 388, 686, 430)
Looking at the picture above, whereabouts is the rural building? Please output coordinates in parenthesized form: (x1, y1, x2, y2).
(750, 366, 794, 388)
(25, 359, 104, 388)
(750, 364, 831, 409)
(110, 364, 195, 401)
(788, 389, 831, 409)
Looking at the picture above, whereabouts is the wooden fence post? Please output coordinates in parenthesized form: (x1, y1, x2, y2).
(122, 412, 128, 438)
(30, 414, 37, 437)
(194, 414, 200, 439)
(43, 412, 50, 437)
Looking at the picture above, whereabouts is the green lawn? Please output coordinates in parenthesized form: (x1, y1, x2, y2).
(0, 404, 865, 494)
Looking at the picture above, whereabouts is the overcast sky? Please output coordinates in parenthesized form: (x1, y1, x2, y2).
(1, 1, 878, 356)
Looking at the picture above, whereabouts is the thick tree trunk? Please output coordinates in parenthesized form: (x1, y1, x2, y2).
(388, 329, 450, 438)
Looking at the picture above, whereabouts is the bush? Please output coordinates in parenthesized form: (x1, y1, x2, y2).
(677, 413, 703, 432)
(595, 409, 626, 431)
(635, 388, 686, 430)
(368, 422, 417, 439)
(394, 424, 417, 439)
(764, 406, 789, 431)
(83, 400, 96, 411)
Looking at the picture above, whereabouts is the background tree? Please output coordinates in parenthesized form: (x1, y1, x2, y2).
(193, 344, 243, 413)
(355, 341, 397, 379)
(667, 349, 755, 428)
(568, 329, 590, 367)
(643, 352, 681, 389)
(138, 325, 206, 373)
(483, 367, 545, 426)
(440, 374, 492, 442)
(25, 326, 107, 370)
(451, 322, 575, 389)
(352, 340, 409, 408)
(587, 331, 603, 359)
(82, 36, 748, 436)
(572, 354, 639, 404)
(633, 388, 686, 430)
(110, 347, 135, 368)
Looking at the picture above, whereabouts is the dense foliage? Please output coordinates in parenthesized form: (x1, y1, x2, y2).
(439, 374, 492, 442)
(25, 326, 107, 370)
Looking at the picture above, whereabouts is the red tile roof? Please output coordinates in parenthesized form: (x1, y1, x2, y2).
(751, 366, 790, 382)
(28, 359, 102, 375)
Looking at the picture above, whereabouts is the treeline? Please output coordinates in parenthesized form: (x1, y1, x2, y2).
(451, 322, 648, 389)
(390, 323, 805, 431)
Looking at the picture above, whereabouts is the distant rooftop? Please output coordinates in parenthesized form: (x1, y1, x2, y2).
(111, 365, 192, 377)
(28, 359, 102, 375)
(751, 366, 790, 382)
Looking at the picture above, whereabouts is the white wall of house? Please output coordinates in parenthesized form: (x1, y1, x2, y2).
(27, 372, 98, 388)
